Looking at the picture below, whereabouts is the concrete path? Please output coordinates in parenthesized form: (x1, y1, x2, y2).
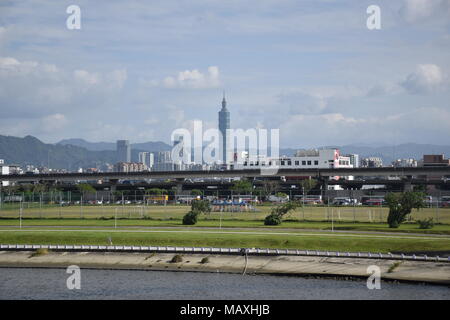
(0, 251, 449, 285)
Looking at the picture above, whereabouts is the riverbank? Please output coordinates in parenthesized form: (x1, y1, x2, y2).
(1, 250, 449, 285)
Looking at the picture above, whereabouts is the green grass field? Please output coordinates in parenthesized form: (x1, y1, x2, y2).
(0, 228, 449, 253)
(1, 203, 449, 224)
(1, 204, 450, 252)
(1, 218, 450, 234)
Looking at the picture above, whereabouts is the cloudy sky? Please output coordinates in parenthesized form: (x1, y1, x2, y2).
(0, 0, 449, 148)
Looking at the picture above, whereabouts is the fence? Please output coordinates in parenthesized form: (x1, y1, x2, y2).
(0, 192, 449, 224)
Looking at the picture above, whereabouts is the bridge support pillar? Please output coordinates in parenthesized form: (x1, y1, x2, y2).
(109, 179, 118, 193)
(403, 181, 413, 192)
(403, 176, 414, 192)
(175, 178, 184, 194)
(320, 177, 329, 193)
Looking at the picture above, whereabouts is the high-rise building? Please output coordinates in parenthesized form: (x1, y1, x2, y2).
(148, 152, 155, 169)
(138, 152, 146, 166)
(116, 140, 131, 163)
(360, 157, 383, 168)
(153, 151, 175, 171)
(138, 152, 155, 170)
(218, 93, 230, 164)
(347, 154, 360, 168)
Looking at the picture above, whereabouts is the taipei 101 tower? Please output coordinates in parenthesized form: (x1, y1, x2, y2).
(218, 92, 230, 164)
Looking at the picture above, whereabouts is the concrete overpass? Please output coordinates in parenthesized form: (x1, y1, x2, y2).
(0, 166, 449, 183)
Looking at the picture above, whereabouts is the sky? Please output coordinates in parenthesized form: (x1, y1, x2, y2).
(0, 0, 449, 148)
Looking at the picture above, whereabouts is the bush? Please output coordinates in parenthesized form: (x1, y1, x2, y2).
(200, 257, 209, 264)
(264, 214, 282, 226)
(387, 261, 402, 273)
(417, 218, 434, 229)
(30, 248, 49, 258)
(170, 255, 183, 263)
(389, 220, 399, 229)
(182, 210, 199, 225)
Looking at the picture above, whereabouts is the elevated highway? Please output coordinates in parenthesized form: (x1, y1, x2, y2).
(1, 166, 449, 183)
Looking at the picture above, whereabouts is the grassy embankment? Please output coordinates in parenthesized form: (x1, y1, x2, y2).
(0, 228, 449, 253)
(0, 204, 449, 252)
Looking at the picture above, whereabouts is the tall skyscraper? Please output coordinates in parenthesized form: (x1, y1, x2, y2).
(218, 92, 230, 164)
(138, 152, 155, 170)
(153, 151, 175, 171)
(116, 140, 131, 163)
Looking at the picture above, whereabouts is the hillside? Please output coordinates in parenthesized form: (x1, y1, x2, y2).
(57, 138, 172, 152)
(2, 135, 450, 170)
(0, 135, 116, 170)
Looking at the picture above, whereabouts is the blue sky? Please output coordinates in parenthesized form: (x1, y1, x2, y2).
(0, 0, 449, 148)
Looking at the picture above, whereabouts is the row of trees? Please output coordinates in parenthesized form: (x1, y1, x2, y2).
(230, 179, 318, 197)
(1, 178, 318, 199)
(182, 191, 427, 228)
(263, 191, 427, 227)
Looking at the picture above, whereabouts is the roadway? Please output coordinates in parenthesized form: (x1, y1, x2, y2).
(1, 166, 450, 182)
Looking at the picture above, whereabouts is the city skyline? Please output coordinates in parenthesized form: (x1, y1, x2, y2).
(0, 1, 449, 148)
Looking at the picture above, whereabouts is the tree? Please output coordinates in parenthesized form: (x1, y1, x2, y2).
(182, 200, 211, 225)
(231, 179, 252, 194)
(191, 199, 211, 214)
(146, 188, 167, 195)
(190, 189, 203, 197)
(262, 180, 279, 196)
(32, 184, 47, 193)
(76, 183, 95, 194)
(264, 201, 300, 226)
(300, 179, 318, 195)
(276, 192, 288, 198)
(385, 192, 425, 228)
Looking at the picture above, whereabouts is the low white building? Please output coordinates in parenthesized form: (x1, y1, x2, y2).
(234, 149, 353, 170)
(233, 149, 355, 190)
(0, 159, 10, 187)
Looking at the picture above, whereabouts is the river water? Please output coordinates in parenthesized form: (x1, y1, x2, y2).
(0, 268, 448, 300)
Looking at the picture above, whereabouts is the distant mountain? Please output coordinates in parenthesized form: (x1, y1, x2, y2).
(57, 139, 115, 152)
(57, 138, 172, 153)
(0, 135, 116, 170)
(2, 135, 450, 170)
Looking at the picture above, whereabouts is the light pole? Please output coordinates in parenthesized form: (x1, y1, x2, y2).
(302, 186, 305, 221)
(19, 202, 22, 229)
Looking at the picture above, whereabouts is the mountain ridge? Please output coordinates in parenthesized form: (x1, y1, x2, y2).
(1, 135, 449, 169)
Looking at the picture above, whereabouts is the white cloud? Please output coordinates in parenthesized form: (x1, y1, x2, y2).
(401, 64, 446, 94)
(280, 107, 450, 147)
(153, 66, 221, 89)
(40, 114, 68, 133)
(278, 86, 366, 115)
(0, 56, 128, 118)
(400, 0, 450, 22)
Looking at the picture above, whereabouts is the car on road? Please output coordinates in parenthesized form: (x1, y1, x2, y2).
(440, 196, 450, 208)
(331, 197, 352, 206)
